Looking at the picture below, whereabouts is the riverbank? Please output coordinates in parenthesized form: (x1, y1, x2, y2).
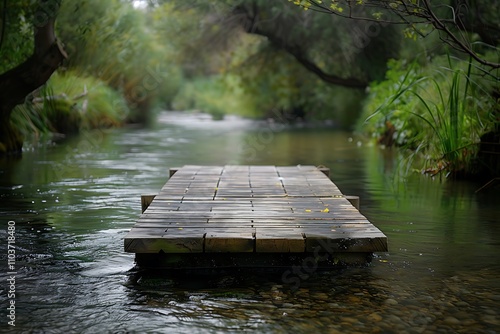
(358, 57, 500, 180)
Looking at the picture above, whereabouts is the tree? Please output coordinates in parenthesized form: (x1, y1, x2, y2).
(0, 0, 66, 154)
(230, 2, 369, 88)
(290, 0, 500, 70)
(160, 0, 402, 88)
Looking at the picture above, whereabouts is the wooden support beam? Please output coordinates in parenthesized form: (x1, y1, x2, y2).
(317, 166, 330, 177)
(345, 195, 360, 210)
(141, 194, 156, 213)
(169, 167, 181, 178)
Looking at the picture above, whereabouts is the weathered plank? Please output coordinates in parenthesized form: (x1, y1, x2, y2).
(204, 228, 255, 253)
(124, 227, 205, 253)
(255, 228, 305, 253)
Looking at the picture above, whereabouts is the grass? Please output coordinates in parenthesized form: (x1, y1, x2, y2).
(47, 71, 130, 129)
(410, 67, 476, 176)
(10, 71, 130, 139)
(362, 56, 495, 178)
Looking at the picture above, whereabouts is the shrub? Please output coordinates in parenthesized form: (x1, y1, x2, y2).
(360, 56, 498, 177)
(10, 71, 130, 138)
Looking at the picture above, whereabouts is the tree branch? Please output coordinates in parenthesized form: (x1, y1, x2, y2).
(422, 0, 499, 69)
(282, 43, 368, 88)
(233, 3, 368, 89)
(299, 0, 500, 69)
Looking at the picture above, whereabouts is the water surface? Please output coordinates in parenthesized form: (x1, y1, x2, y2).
(1, 112, 499, 333)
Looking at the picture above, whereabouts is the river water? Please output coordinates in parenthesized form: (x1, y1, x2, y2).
(1, 111, 499, 333)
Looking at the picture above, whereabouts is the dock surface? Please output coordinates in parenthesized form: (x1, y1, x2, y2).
(124, 165, 387, 269)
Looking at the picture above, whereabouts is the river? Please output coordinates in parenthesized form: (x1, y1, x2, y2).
(1, 111, 499, 333)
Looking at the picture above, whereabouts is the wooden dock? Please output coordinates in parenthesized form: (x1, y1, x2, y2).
(124, 165, 387, 270)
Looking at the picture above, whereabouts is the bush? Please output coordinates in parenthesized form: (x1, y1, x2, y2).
(47, 72, 130, 129)
(359, 56, 498, 177)
(57, 0, 182, 121)
(172, 75, 259, 119)
(358, 59, 422, 147)
(10, 71, 130, 138)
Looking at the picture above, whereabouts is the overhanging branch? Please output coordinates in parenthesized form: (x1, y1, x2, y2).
(301, 0, 500, 69)
(283, 44, 368, 88)
(233, 3, 368, 89)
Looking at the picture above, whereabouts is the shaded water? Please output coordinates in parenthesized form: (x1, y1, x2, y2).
(1, 112, 499, 333)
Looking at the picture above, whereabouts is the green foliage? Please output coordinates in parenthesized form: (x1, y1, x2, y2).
(233, 47, 304, 118)
(149, 2, 217, 78)
(234, 46, 366, 125)
(41, 91, 81, 134)
(172, 42, 366, 127)
(172, 75, 258, 120)
(159, 0, 400, 125)
(10, 71, 130, 138)
(0, 1, 36, 73)
(360, 56, 498, 177)
(287, 0, 500, 72)
(57, 0, 182, 119)
(359, 59, 422, 146)
(47, 72, 130, 129)
(410, 68, 481, 175)
(10, 104, 51, 140)
(3, 0, 184, 144)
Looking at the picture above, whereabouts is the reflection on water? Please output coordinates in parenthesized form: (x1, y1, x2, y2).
(0, 111, 499, 333)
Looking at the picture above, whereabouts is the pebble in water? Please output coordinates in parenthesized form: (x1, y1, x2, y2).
(384, 298, 399, 305)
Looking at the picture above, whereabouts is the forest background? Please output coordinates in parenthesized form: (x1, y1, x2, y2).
(0, 0, 498, 179)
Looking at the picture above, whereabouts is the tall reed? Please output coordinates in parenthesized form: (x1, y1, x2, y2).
(367, 57, 491, 177)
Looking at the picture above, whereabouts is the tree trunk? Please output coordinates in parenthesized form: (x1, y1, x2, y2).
(0, 0, 67, 154)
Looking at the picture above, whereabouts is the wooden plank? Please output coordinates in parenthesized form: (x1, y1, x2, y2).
(133, 219, 381, 230)
(162, 227, 206, 253)
(204, 228, 255, 253)
(134, 218, 209, 227)
(255, 228, 305, 252)
(124, 227, 205, 253)
(144, 199, 358, 210)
